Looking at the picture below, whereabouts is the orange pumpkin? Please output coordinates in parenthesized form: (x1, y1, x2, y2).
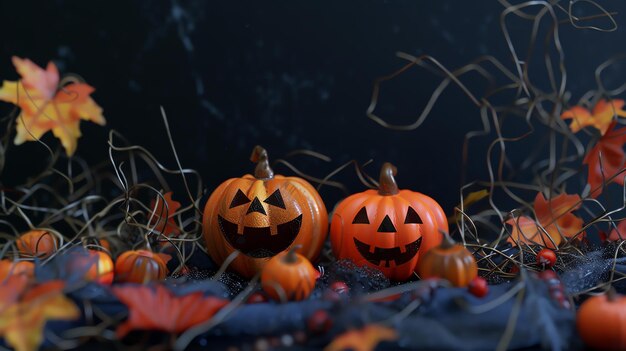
(577, 289, 626, 350)
(114, 250, 169, 284)
(417, 235, 477, 287)
(330, 163, 448, 281)
(0, 260, 34, 280)
(203, 146, 328, 278)
(16, 229, 58, 259)
(81, 250, 114, 285)
(261, 246, 318, 301)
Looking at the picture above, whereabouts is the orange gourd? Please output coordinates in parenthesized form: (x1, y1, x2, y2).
(261, 246, 318, 301)
(330, 163, 448, 281)
(417, 235, 477, 287)
(16, 229, 58, 259)
(114, 250, 169, 284)
(83, 250, 114, 285)
(203, 146, 328, 278)
(0, 260, 34, 280)
(577, 289, 626, 350)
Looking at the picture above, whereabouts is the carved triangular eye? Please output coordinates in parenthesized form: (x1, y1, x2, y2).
(264, 189, 286, 209)
(404, 206, 423, 224)
(352, 207, 370, 224)
(229, 189, 251, 208)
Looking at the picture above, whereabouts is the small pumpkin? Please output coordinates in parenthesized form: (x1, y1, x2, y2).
(81, 250, 114, 285)
(261, 246, 318, 301)
(114, 250, 170, 284)
(16, 229, 58, 259)
(0, 260, 34, 280)
(417, 234, 477, 287)
(330, 162, 448, 281)
(577, 289, 626, 350)
(203, 146, 328, 278)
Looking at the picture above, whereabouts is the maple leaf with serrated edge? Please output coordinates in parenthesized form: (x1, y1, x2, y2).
(324, 324, 398, 351)
(583, 121, 626, 198)
(149, 192, 181, 238)
(506, 192, 583, 249)
(561, 99, 626, 135)
(112, 284, 229, 338)
(0, 56, 105, 156)
(0, 277, 79, 351)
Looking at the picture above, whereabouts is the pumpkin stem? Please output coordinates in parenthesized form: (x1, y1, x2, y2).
(440, 231, 456, 249)
(378, 162, 399, 196)
(250, 145, 275, 179)
(284, 245, 303, 264)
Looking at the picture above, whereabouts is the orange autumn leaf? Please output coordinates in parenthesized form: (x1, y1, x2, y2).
(149, 192, 181, 237)
(0, 279, 79, 351)
(561, 99, 626, 135)
(506, 192, 583, 248)
(112, 284, 229, 337)
(583, 121, 626, 198)
(0, 56, 105, 156)
(506, 216, 558, 248)
(324, 324, 398, 351)
(608, 220, 626, 241)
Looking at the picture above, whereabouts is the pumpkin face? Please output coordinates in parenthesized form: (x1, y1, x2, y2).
(114, 250, 169, 284)
(203, 146, 328, 278)
(577, 289, 626, 350)
(330, 163, 448, 281)
(417, 236, 477, 287)
(261, 246, 319, 301)
(17, 230, 58, 259)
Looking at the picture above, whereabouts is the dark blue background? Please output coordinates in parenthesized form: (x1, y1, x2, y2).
(1, 0, 625, 212)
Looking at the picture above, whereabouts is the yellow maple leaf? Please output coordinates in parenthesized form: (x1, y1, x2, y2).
(324, 324, 398, 351)
(0, 56, 105, 156)
(0, 279, 80, 351)
(561, 99, 626, 135)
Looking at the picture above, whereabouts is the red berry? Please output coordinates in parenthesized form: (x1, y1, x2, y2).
(536, 249, 556, 268)
(247, 292, 268, 304)
(468, 277, 489, 298)
(508, 264, 520, 275)
(329, 281, 349, 295)
(307, 310, 332, 335)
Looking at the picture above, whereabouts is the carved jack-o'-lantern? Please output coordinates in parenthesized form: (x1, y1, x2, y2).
(330, 163, 448, 281)
(203, 146, 328, 278)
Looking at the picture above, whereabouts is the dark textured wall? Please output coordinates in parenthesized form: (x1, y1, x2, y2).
(1, 1, 625, 211)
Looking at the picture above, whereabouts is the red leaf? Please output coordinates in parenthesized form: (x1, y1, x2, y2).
(112, 284, 229, 337)
(149, 192, 181, 238)
(583, 122, 626, 197)
(608, 220, 626, 241)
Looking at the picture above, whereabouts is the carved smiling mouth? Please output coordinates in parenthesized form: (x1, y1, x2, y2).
(353, 237, 422, 267)
(218, 214, 303, 258)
